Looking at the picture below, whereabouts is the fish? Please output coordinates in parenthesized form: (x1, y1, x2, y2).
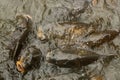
(8, 14, 32, 60)
(83, 30, 120, 48)
(46, 47, 99, 68)
(16, 46, 42, 73)
(46, 47, 115, 68)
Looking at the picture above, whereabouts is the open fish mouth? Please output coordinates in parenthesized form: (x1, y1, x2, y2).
(16, 61, 25, 73)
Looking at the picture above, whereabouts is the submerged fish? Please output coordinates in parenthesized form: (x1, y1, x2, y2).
(8, 14, 32, 60)
(46, 46, 116, 68)
(16, 46, 42, 73)
(46, 47, 100, 68)
(83, 30, 120, 48)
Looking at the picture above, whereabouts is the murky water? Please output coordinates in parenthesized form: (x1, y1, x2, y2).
(0, 0, 120, 80)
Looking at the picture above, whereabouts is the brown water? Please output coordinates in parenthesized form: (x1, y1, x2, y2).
(0, 0, 120, 80)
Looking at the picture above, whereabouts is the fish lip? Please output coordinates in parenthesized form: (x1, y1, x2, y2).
(16, 61, 25, 73)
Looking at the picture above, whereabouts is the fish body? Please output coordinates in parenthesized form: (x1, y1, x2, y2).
(16, 46, 42, 73)
(46, 48, 100, 68)
(84, 30, 120, 48)
(8, 14, 32, 60)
